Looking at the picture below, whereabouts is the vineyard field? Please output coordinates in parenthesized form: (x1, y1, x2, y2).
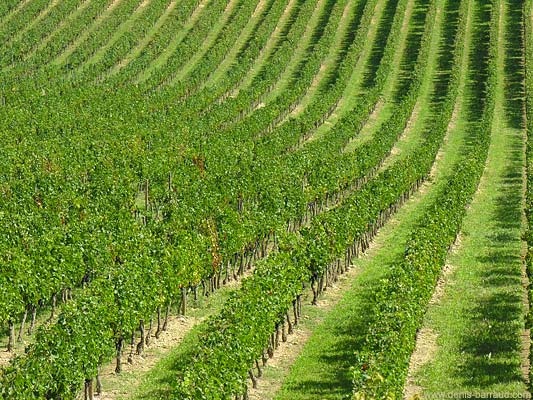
(0, 0, 532, 399)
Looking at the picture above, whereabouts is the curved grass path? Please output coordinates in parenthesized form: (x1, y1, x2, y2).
(407, 0, 529, 396)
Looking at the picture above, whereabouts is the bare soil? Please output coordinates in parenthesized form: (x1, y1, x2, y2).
(96, 315, 202, 400)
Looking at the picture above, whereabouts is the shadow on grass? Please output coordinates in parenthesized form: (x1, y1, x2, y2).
(323, 0, 367, 87)
(392, 1, 430, 102)
(503, 0, 525, 130)
(455, 158, 525, 388)
(428, 0, 461, 107)
(456, 290, 523, 387)
(457, 199, 523, 387)
(277, 278, 382, 400)
(360, 0, 400, 90)
(454, 8, 526, 382)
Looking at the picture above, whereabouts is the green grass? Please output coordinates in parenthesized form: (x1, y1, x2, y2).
(413, 1, 528, 395)
(416, 100, 527, 393)
(244, 281, 359, 400)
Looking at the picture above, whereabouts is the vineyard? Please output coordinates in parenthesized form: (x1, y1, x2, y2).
(0, 0, 531, 398)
